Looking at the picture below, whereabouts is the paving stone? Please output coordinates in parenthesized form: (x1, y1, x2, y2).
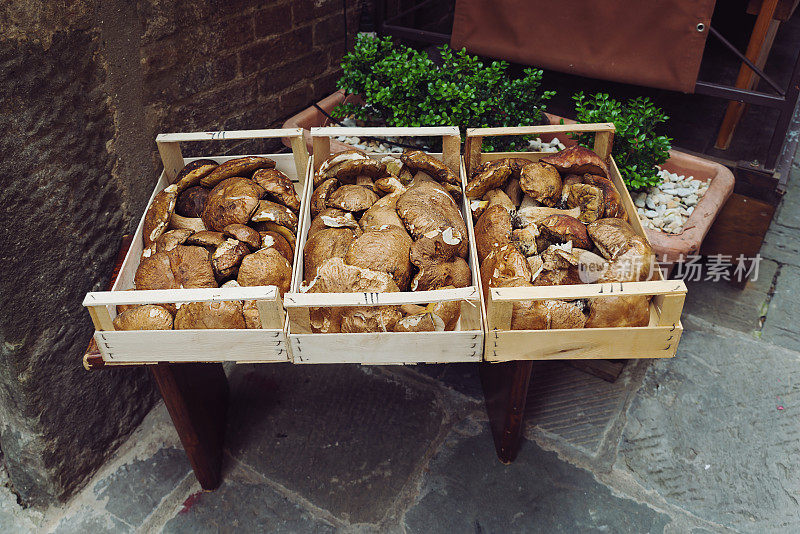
(406, 363, 483, 400)
(225, 364, 445, 524)
(762, 264, 800, 351)
(403, 425, 670, 533)
(525, 361, 641, 454)
(774, 164, 800, 229)
(161, 464, 335, 534)
(52, 505, 132, 534)
(761, 223, 800, 267)
(618, 324, 800, 531)
(682, 259, 778, 334)
(93, 447, 191, 528)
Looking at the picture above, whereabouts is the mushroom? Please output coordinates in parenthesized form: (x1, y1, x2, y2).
(583, 174, 625, 218)
(211, 238, 249, 279)
(470, 199, 489, 222)
(326, 184, 379, 213)
(540, 145, 609, 177)
(174, 300, 247, 329)
(259, 231, 294, 264)
(252, 168, 300, 212)
(471, 157, 532, 179)
(429, 295, 461, 330)
(586, 295, 650, 328)
(314, 149, 369, 187)
(242, 299, 262, 329)
(308, 209, 360, 237)
(143, 184, 178, 246)
(223, 224, 262, 250)
(484, 189, 515, 212)
(155, 229, 193, 253)
(201, 177, 264, 232)
(169, 213, 207, 233)
(394, 313, 440, 332)
(250, 199, 298, 233)
(401, 150, 459, 185)
(480, 243, 532, 293)
(513, 206, 581, 228)
(174, 159, 218, 192)
(200, 156, 275, 188)
(474, 205, 512, 262)
(186, 230, 226, 249)
(310, 178, 339, 218)
(519, 162, 562, 207)
(175, 186, 210, 218)
(534, 245, 583, 286)
(504, 178, 523, 207)
(538, 214, 592, 249)
(600, 236, 655, 283)
(518, 195, 540, 211)
(586, 218, 640, 259)
(574, 248, 608, 283)
(381, 156, 403, 177)
(333, 158, 386, 182)
(301, 257, 400, 333)
(374, 175, 407, 195)
(465, 160, 512, 199)
(511, 225, 539, 256)
(345, 226, 413, 290)
(303, 227, 356, 281)
(410, 228, 464, 267)
(112, 305, 174, 331)
(359, 193, 406, 232)
(396, 181, 469, 258)
(512, 299, 587, 330)
(167, 245, 218, 288)
(564, 183, 605, 224)
(251, 221, 296, 250)
(237, 247, 293, 295)
(411, 257, 471, 291)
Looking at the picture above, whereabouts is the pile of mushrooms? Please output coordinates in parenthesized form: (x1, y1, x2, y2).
(302, 149, 470, 333)
(467, 145, 655, 329)
(115, 157, 301, 331)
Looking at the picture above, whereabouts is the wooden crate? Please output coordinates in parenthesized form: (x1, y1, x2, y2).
(284, 126, 484, 364)
(464, 124, 687, 362)
(82, 129, 309, 365)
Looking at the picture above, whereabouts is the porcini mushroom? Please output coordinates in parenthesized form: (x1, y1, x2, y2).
(345, 226, 413, 290)
(564, 183, 605, 224)
(201, 177, 264, 231)
(400, 150, 459, 185)
(143, 184, 179, 246)
(200, 156, 275, 188)
(326, 184, 379, 213)
(465, 160, 512, 199)
(223, 224, 262, 250)
(252, 168, 300, 212)
(474, 205, 512, 262)
(175, 186, 210, 218)
(397, 181, 469, 258)
(112, 304, 174, 331)
(314, 149, 369, 187)
(155, 229, 194, 253)
(540, 145, 609, 177)
(211, 238, 249, 279)
(174, 159, 218, 192)
(519, 162, 562, 207)
(303, 227, 356, 281)
(237, 247, 293, 295)
(174, 300, 247, 329)
(310, 178, 339, 218)
(250, 199, 298, 233)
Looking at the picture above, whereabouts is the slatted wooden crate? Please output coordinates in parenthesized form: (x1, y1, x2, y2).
(464, 124, 687, 362)
(82, 129, 308, 364)
(284, 126, 484, 364)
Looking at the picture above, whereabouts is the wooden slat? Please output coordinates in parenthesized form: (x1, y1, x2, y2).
(157, 142, 184, 183)
(654, 293, 686, 327)
(156, 129, 302, 143)
(311, 126, 460, 138)
(490, 280, 686, 302)
(84, 286, 278, 307)
(466, 123, 615, 137)
(283, 287, 478, 307)
(442, 134, 461, 173)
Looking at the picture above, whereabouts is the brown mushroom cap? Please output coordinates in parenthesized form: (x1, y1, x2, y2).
(308, 208, 357, 237)
(540, 145, 609, 177)
(429, 296, 461, 331)
(169, 213, 207, 233)
(345, 226, 413, 290)
(375, 176, 407, 195)
(251, 221, 296, 250)
(472, 158, 532, 179)
(519, 162, 562, 207)
(360, 192, 405, 232)
(394, 313, 439, 332)
(186, 230, 226, 249)
(410, 229, 463, 267)
(538, 214, 592, 249)
(401, 150, 459, 185)
(586, 295, 650, 328)
(326, 184, 379, 213)
(242, 299, 262, 329)
(211, 238, 250, 279)
(511, 225, 540, 256)
(168, 245, 218, 288)
(303, 227, 356, 281)
(333, 158, 386, 182)
(583, 174, 625, 219)
(258, 231, 294, 264)
(310, 178, 339, 218)
(504, 178, 523, 207)
(474, 205, 512, 263)
(155, 229, 194, 253)
(223, 224, 262, 250)
(480, 243, 532, 293)
(512, 299, 587, 330)
(174, 160, 218, 192)
(237, 247, 293, 295)
(175, 186, 211, 218)
(484, 189, 515, 212)
(252, 168, 300, 212)
(250, 199, 298, 233)
(586, 218, 639, 259)
(397, 181, 469, 258)
(201, 177, 264, 232)
(465, 161, 512, 199)
(599, 236, 655, 283)
(143, 184, 179, 246)
(174, 300, 247, 329)
(134, 252, 178, 290)
(200, 156, 275, 188)
(513, 206, 581, 228)
(113, 304, 174, 331)
(314, 149, 369, 187)
(564, 183, 605, 224)
(411, 257, 471, 291)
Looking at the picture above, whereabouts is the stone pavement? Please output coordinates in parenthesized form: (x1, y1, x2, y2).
(5, 168, 800, 533)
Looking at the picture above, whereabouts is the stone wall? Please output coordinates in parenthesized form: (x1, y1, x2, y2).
(0, 0, 362, 507)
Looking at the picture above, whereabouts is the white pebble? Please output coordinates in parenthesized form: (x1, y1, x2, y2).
(644, 209, 658, 218)
(645, 197, 656, 210)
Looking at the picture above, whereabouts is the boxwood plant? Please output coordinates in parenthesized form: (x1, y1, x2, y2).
(571, 92, 672, 191)
(335, 34, 555, 151)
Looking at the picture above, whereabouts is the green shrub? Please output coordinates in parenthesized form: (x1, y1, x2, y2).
(572, 92, 672, 191)
(335, 34, 555, 151)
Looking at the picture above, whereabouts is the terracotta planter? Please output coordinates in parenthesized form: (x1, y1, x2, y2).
(283, 94, 734, 267)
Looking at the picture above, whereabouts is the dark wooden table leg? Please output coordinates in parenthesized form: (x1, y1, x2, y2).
(480, 360, 534, 464)
(151, 363, 229, 490)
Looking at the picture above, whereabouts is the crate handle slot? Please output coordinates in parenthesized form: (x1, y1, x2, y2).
(155, 128, 308, 184)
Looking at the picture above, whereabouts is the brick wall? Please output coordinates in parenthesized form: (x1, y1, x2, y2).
(0, 0, 364, 507)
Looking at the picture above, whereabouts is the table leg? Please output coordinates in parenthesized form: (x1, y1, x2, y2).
(480, 360, 534, 464)
(151, 363, 229, 490)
